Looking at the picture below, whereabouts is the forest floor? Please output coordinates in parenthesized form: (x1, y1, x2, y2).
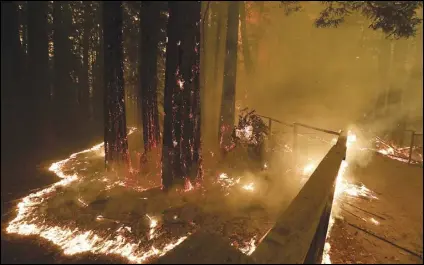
(1, 130, 299, 263)
(328, 153, 423, 264)
(2, 131, 423, 264)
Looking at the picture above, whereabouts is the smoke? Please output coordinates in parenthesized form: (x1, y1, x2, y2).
(228, 2, 423, 137)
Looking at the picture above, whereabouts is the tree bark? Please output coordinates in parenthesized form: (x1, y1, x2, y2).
(1, 1, 23, 104)
(218, 1, 239, 153)
(240, 2, 253, 76)
(162, 1, 202, 190)
(103, 1, 129, 169)
(27, 1, 50, 145)
(53, 1, 75, 136)
(92, 2, 104, 133)
(140, 1, 161, 153)
(80, 1, 92, 123)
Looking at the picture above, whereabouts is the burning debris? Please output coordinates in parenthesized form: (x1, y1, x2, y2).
(233, 108, 269, 147)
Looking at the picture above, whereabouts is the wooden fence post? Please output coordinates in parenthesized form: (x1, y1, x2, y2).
(408, 131, 415, 164)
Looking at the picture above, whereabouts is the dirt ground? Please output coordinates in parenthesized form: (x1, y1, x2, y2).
(328, 153, 423, 264)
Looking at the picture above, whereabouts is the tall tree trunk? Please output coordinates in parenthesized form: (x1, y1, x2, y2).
(103, 1, 129, 169)
(27, 1, 50, 146)
(162, 1, 202, 190)
(375, 35, 392, 118)
(218, 1, 239, 153)
(140, 1, 161, 153)
(240, 1, 253, 76)
(93, 2, 104, 134)
(1, 1, 24, 150)
(1, 1, 22, 104)
(207, 1, 225, 150)
(251, 1, 264, 67)
(212, 2, 224, 88)
(53, 1, 75, 138)
(80, 1, 92, 123)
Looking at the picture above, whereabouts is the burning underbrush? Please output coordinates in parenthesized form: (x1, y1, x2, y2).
(6, 129, 294, 263)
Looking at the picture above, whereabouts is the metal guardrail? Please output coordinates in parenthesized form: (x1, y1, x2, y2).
(154, 133, 347, 264)
(408, 131, 422, 164)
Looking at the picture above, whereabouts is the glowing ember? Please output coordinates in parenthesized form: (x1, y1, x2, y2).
(235, 125, 254, 143)
(184, 178, 194, 192)
(96, 215, 105, 221)
(77, 198, 88, 207)
(369, 217, 380, 225)
(378, 147, 394, 156)
(242, 182, 255, 192)
(146, 214, 159, 240)
(217, 173, 240, 190)
(238, 237, 257, 256)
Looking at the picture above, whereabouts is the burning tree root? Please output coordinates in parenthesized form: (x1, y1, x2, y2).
(346, 222, 423, 260)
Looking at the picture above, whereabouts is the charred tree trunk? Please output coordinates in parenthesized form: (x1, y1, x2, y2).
(93, 2, 104, 134)
(80, 1, 92, 123)
(27, 1, 50, 145)
(53, 1, 75, 137)
(1, 1, 24, 149)
(212, 2, 224, 88)
(218, 1, 239, 153)
(140, 1, 161, 153)
(252, 1, 264, 67)
(1, 1, 23, 104)
(240, 2, 253, 76)
(103, 1, 129, 169)
(162, 1, 202, 190)
(207, 1, 225, 149)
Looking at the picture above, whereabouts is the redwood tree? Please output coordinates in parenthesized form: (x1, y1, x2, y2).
(103, 1, 129, 169)
(240, 2, 253, 76)
(162, 1, 202, 190)
(139, 1, 161, 153)
(27, 1, 50, 145)
(79, 1, 92, 124)
(218, 1, 240, 153)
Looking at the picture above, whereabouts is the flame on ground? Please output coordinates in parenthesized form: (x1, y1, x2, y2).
(238, 237, 257, 256)
(6, 128, 190, 263)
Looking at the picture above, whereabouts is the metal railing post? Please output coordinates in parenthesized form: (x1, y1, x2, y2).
(268, 118, 272, 139)
(408, 131, 415, 164)
(293, 123, 298, 165)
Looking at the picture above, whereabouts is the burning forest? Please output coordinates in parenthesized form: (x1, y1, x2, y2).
(2, 1, 423, 264)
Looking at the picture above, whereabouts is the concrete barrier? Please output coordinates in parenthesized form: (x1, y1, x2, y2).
(251, 135, 347, 264)
(154, 135, 347, 264)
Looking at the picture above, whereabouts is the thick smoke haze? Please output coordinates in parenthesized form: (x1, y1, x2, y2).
(225, 2, 423, 134)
